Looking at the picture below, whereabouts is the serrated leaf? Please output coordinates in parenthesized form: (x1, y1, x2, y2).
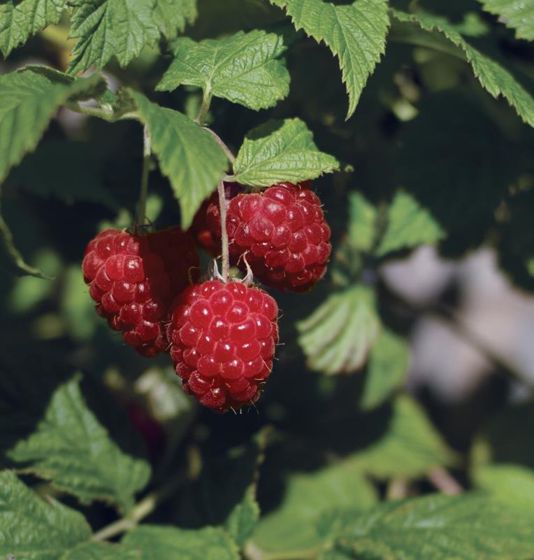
(122, 526, 239, 560)
(377, 191, 445, 257)
(0, 471, 91, 560)
(392, 9, 534, 128)
(68, 0, 159, 73)
(297, 285, 380, 375)
(479, 0, 534, 41)
(347, 192, 377, 253)
(320, 493, 534, 560)
(129, 90, 228, 228)
(348, 395, 455, 479)
(61, 542, 141, 560)
(7, 375, 151, 513)
(0, 67, 104, 183)
(360, 329, 410, 411)
(270, 0, 389, 118)
(158, 30, 290, 111)
(0, 0, 66, 57)
(233, 118, 339, 188)
(153, 0, 197, 40)
(251, 462, 377, 557)
(474, 464, 534, 517)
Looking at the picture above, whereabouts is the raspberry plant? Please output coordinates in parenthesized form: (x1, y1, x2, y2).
(1, 0, 534, 558)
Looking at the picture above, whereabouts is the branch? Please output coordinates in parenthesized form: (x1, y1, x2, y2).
(428, 467, 463, 495)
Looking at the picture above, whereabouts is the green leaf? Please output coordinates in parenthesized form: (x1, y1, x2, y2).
(270, 0, 389, 118)
(0, 471, 91, 560)
(377, 191, 445, 257)
(123, 526, 239, 560)
(251, 462, 377, 557)
(153, 0, 197, 40)
(347, 192, 377, 253)
(474, 464, 534, 517)
(158, 31, 290, 111)
(348, 395, 456, 479)
(68, 0, 159, 73)
(10, 140, 119, 209)
(392, 9, 534, 128)
(233, 118, 339, 187)
(297, 285, 380, 375)
(0, 0, 66, 57)
(0, 67, 104, 183)
(479, 0, 534, 41)
(360, 329, 410, 411)
(7, 375, 151, 513)
(129, 91, 228, 228)
(61, 542, 141, 560)
(320, 493, 534, 560)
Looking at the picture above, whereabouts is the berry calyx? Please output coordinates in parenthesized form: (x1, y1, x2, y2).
(168, 279, 279, 412)
(82, 227, 199, 357)
(193, 181, 332, 292)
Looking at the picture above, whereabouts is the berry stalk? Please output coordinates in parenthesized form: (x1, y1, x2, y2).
(136, 125, 151, 227)
(218, 180, 230, 282)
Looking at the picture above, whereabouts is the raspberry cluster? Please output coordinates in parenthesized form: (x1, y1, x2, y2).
(82, 180, 330, 412)
(82, 227, 198, 357)
(193, 181, 332, 292)
(168, 280, 278, 411)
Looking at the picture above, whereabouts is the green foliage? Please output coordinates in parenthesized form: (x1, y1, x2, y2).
(319, 494, 534, 559)
(154, 0, 197, 40)
(0, 0, 66, 57)
(478, 0, 534, 40)
(391, 10, 534, 128)
(0, 67, 104, 183)
(129, 90, 228, 228)
(346, 395, 455, 479)
(158, 31, 290, 110)
(297, 285, 380, 375)
(122, 526, 239, 560)
(7, 375, 151, 513)
(360, 329, 410, 411)
(377, 191, 445, 257)
(0, 471, 92, 559)
(270, 0, 390, 118)
(251, 462, 377, 557)
(60, 542, 140, 560)
(233, 118, 339, 187)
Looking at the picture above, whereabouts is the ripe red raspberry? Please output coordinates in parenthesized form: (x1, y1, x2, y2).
(168, 280, 279, 412)
(193, 181, 332, 292)
(82, 227, 199, 357)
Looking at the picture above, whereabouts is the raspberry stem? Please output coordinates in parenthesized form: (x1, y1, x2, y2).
(136, 125, 151, 227)
(218, 180, 230, 282)
(196, 88, 213, 127)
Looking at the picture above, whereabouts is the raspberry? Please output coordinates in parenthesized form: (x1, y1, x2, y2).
(168, 280, 279, 412)
(82, 227, 199, 357)
(193, 181, 332, 292)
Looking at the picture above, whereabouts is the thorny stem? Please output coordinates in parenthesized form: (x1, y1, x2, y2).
(218, 181, 230, 282)
(136, 126, 151, 227)
(92, 473, 185, 542)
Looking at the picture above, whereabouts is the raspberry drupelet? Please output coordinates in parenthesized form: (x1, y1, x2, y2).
(168, 279, 279, 412)
(192, 181, 332, 292)
(82, 227, 199, 357)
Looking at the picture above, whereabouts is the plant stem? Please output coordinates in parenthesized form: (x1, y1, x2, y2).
(428, 467, 463, 496)
(136, 125, 151, 227)
(218, 180, 230, 282)
(205, 128, 236, 164)
(92, 474, 185, 542)
(196, 88, 213, 127)
(0, 200, 48, 279)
